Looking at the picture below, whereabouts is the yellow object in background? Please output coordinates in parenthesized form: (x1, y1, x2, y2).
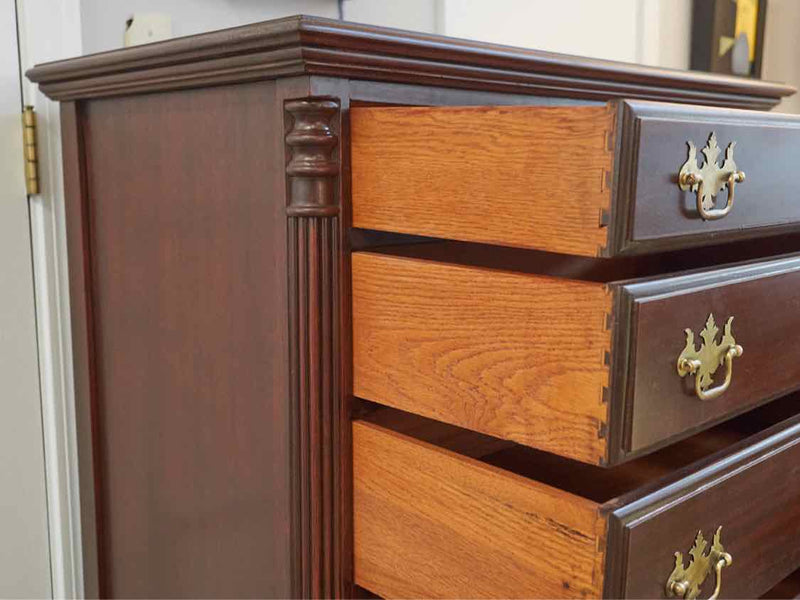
(735, 0, 759, 61)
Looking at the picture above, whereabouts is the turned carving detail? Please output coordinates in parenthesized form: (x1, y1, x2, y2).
(284, 96, 343, 599)
(285, 98, 340, 217)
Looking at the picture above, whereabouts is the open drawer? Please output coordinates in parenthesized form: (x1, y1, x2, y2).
(353, 246, 800, 465)
(354, 400, 800, 599)
(352, 101, 800, 257)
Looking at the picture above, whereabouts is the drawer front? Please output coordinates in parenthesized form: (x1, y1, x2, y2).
(607, 418, 800, 599)
(613, 255, 800, 461)
(351, 102, 800, 258)
(613, 101, 800, 255)
(353, 420, 607, 599)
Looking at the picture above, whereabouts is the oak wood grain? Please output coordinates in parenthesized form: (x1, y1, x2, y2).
(353, 420, 606, 599)
(355, 397, 800, 599)
(351, 104, 615, 257)
(352, 251, 611, 465)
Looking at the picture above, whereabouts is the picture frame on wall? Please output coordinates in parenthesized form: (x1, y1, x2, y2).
(691, 0, 767, 78)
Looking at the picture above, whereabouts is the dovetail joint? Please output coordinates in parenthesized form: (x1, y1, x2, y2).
(605, 129, 615, 152)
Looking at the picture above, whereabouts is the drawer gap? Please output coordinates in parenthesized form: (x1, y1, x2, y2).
(762, 567, 800, 599)
(361, 392, 800, 506)
(353, 234, 800, 284)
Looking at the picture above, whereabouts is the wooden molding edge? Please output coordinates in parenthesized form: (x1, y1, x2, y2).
(27, 15, 795, 108)
(285, 96, 343, 599)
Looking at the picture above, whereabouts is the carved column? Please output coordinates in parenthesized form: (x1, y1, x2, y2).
(285, 98, 342, 599)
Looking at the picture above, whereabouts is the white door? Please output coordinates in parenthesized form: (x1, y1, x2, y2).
(0, 1, 52, 597)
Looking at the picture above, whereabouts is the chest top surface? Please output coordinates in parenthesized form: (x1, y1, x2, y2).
(27, 14, 794, 108)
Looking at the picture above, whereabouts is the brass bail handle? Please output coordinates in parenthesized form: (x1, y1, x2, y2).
(677, 314, 743, 402)
(666, 527, 733, 600)
(668, 553, 733, 600)
(678, 132, 746, 221)
(680, 171, 745, 221)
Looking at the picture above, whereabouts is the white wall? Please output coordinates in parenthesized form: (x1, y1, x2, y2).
(80, 0, 339, 55)
(761, 0, 800, 113)
(79, 0, 690, 69)
(346, 0, 440, 34)
(0, 1, 51, 597)
(441, 0, 691, 69)
(79, 0, 442, 55)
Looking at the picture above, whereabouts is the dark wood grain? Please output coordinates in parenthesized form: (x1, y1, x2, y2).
(762, 568, 800, 599)
(606, 414, 800, 599)
(60, 101, 101, 599)
(80, 82, 293, 598)
(284, 94, 345, 599)
(61, 76, 354, 597)
(26, 16, 794, 108)
(609, 253, 800, 464)
(610, 100, 800, 255)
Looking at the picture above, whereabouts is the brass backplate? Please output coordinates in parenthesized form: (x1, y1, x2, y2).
(679, 132, 737, 212)
(666, 527, 731, 600)
(677, 314, 739, 393)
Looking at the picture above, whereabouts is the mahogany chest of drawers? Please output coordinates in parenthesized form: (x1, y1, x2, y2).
(28, 15, 800, 599)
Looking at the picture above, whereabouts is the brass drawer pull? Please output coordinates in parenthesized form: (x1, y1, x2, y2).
(679, 132, 746, 221)
(677, 314, 743, 401)
(667, 527, 732, 600)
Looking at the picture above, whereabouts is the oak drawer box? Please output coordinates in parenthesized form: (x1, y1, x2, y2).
(354, 403, 800, 599)
(353, 249, 800, 465)
(351, 101, 800, 257)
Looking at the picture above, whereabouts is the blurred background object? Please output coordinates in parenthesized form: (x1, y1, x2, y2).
(691, 0, 766, 77)
(123, 13, 172, 47)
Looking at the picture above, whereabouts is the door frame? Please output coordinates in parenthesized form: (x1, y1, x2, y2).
(16, 0, 83, 596)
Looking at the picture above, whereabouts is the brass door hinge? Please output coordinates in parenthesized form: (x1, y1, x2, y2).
(22, 106, 39, 195)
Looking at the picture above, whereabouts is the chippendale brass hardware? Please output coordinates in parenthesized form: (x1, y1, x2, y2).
(666, 527, 732, 600)
(22, 106, 39, 195)
(677, 314, 743, 401)
(678, 132, 745, 221)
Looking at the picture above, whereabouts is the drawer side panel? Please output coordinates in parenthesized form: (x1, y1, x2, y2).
(352, 252, 611, 465)
(353, 420, 605, 599)
(352, 104, 614, 257)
